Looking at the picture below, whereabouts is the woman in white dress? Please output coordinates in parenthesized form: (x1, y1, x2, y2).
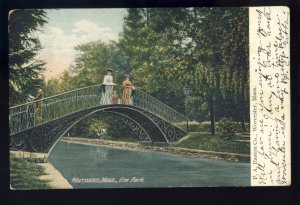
(100, 68, 116, 105)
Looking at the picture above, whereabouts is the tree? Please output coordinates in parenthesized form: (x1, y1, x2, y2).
(120, 8, 249, 134)
(44, 8, 250, 136)
(44, 70, 77, 96)
(119, 8, 189, 113)
(184, 7, 249, 133)
(70, 40, 131, 88)
(9, 9, 48, 105)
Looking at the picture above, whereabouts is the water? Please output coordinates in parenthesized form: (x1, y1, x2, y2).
(48, 141, 250, 188)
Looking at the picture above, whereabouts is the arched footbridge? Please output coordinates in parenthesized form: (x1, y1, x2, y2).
(9, 85, 188, 153)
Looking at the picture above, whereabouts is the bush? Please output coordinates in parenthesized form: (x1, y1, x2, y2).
(216, 118, 239, 139)
(89, 119, 108, 137)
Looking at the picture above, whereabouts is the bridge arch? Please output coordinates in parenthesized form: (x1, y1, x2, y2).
(11, 104, 184, 153)
(48, 106, 166, 155)
(10, 84, 188, 153)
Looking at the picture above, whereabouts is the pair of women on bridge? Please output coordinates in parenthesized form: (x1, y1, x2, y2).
(100, 68, 134, 105)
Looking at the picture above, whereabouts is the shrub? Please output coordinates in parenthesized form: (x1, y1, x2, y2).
(89, 119, 108, 138)
(216, 118, 238, 139)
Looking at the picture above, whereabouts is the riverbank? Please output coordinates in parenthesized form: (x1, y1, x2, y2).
(10, 151, 73, 189)
(62, 137, 250, 162)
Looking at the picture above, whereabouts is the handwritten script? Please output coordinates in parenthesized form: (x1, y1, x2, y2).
(250, 7, 290, 186)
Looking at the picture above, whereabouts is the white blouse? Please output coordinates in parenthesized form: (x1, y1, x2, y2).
(103, 75, 116, 85)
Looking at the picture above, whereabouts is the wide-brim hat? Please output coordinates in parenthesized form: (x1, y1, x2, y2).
(106, 68, 113, 72)
(124, 74, 130, 77)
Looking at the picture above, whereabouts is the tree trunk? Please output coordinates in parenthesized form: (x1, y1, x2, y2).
(241, 109, 246, 132)
(208, 94, 215, 135)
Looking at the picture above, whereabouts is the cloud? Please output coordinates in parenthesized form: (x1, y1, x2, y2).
(73, 20, 117, 42)
(37, 20, 118, 80)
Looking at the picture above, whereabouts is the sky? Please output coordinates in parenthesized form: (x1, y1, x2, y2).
(36, 9, 128, 80)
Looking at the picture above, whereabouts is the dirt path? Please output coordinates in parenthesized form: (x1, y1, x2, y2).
(39, 163, 73, 189)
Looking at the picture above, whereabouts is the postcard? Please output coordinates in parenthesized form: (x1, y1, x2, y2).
(8, 6, 290, 189)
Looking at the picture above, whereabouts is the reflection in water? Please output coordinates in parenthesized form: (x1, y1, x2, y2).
(137, 150, 153, 161)
(48, 141, 250, 188)
(94, 147, 108, 162)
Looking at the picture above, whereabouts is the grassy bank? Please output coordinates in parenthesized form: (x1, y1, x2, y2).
(176, 121, 250, 133)
(10, 158, 50, 190)
(67, 132, 249, 155)
(172, 133, 250, 154)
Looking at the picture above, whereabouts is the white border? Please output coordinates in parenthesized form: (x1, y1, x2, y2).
(250, 6, 291, 186)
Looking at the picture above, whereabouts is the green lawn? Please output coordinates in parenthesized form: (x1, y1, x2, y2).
(172, 133, 250, 154)
(176, 121, 250, 133)
(10, 158, 50, 190)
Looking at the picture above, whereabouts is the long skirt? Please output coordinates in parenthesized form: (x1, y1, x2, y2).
(100, 85, 114, 105)
(122, 88, 132, 105)
(35, 103, 42, 124)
